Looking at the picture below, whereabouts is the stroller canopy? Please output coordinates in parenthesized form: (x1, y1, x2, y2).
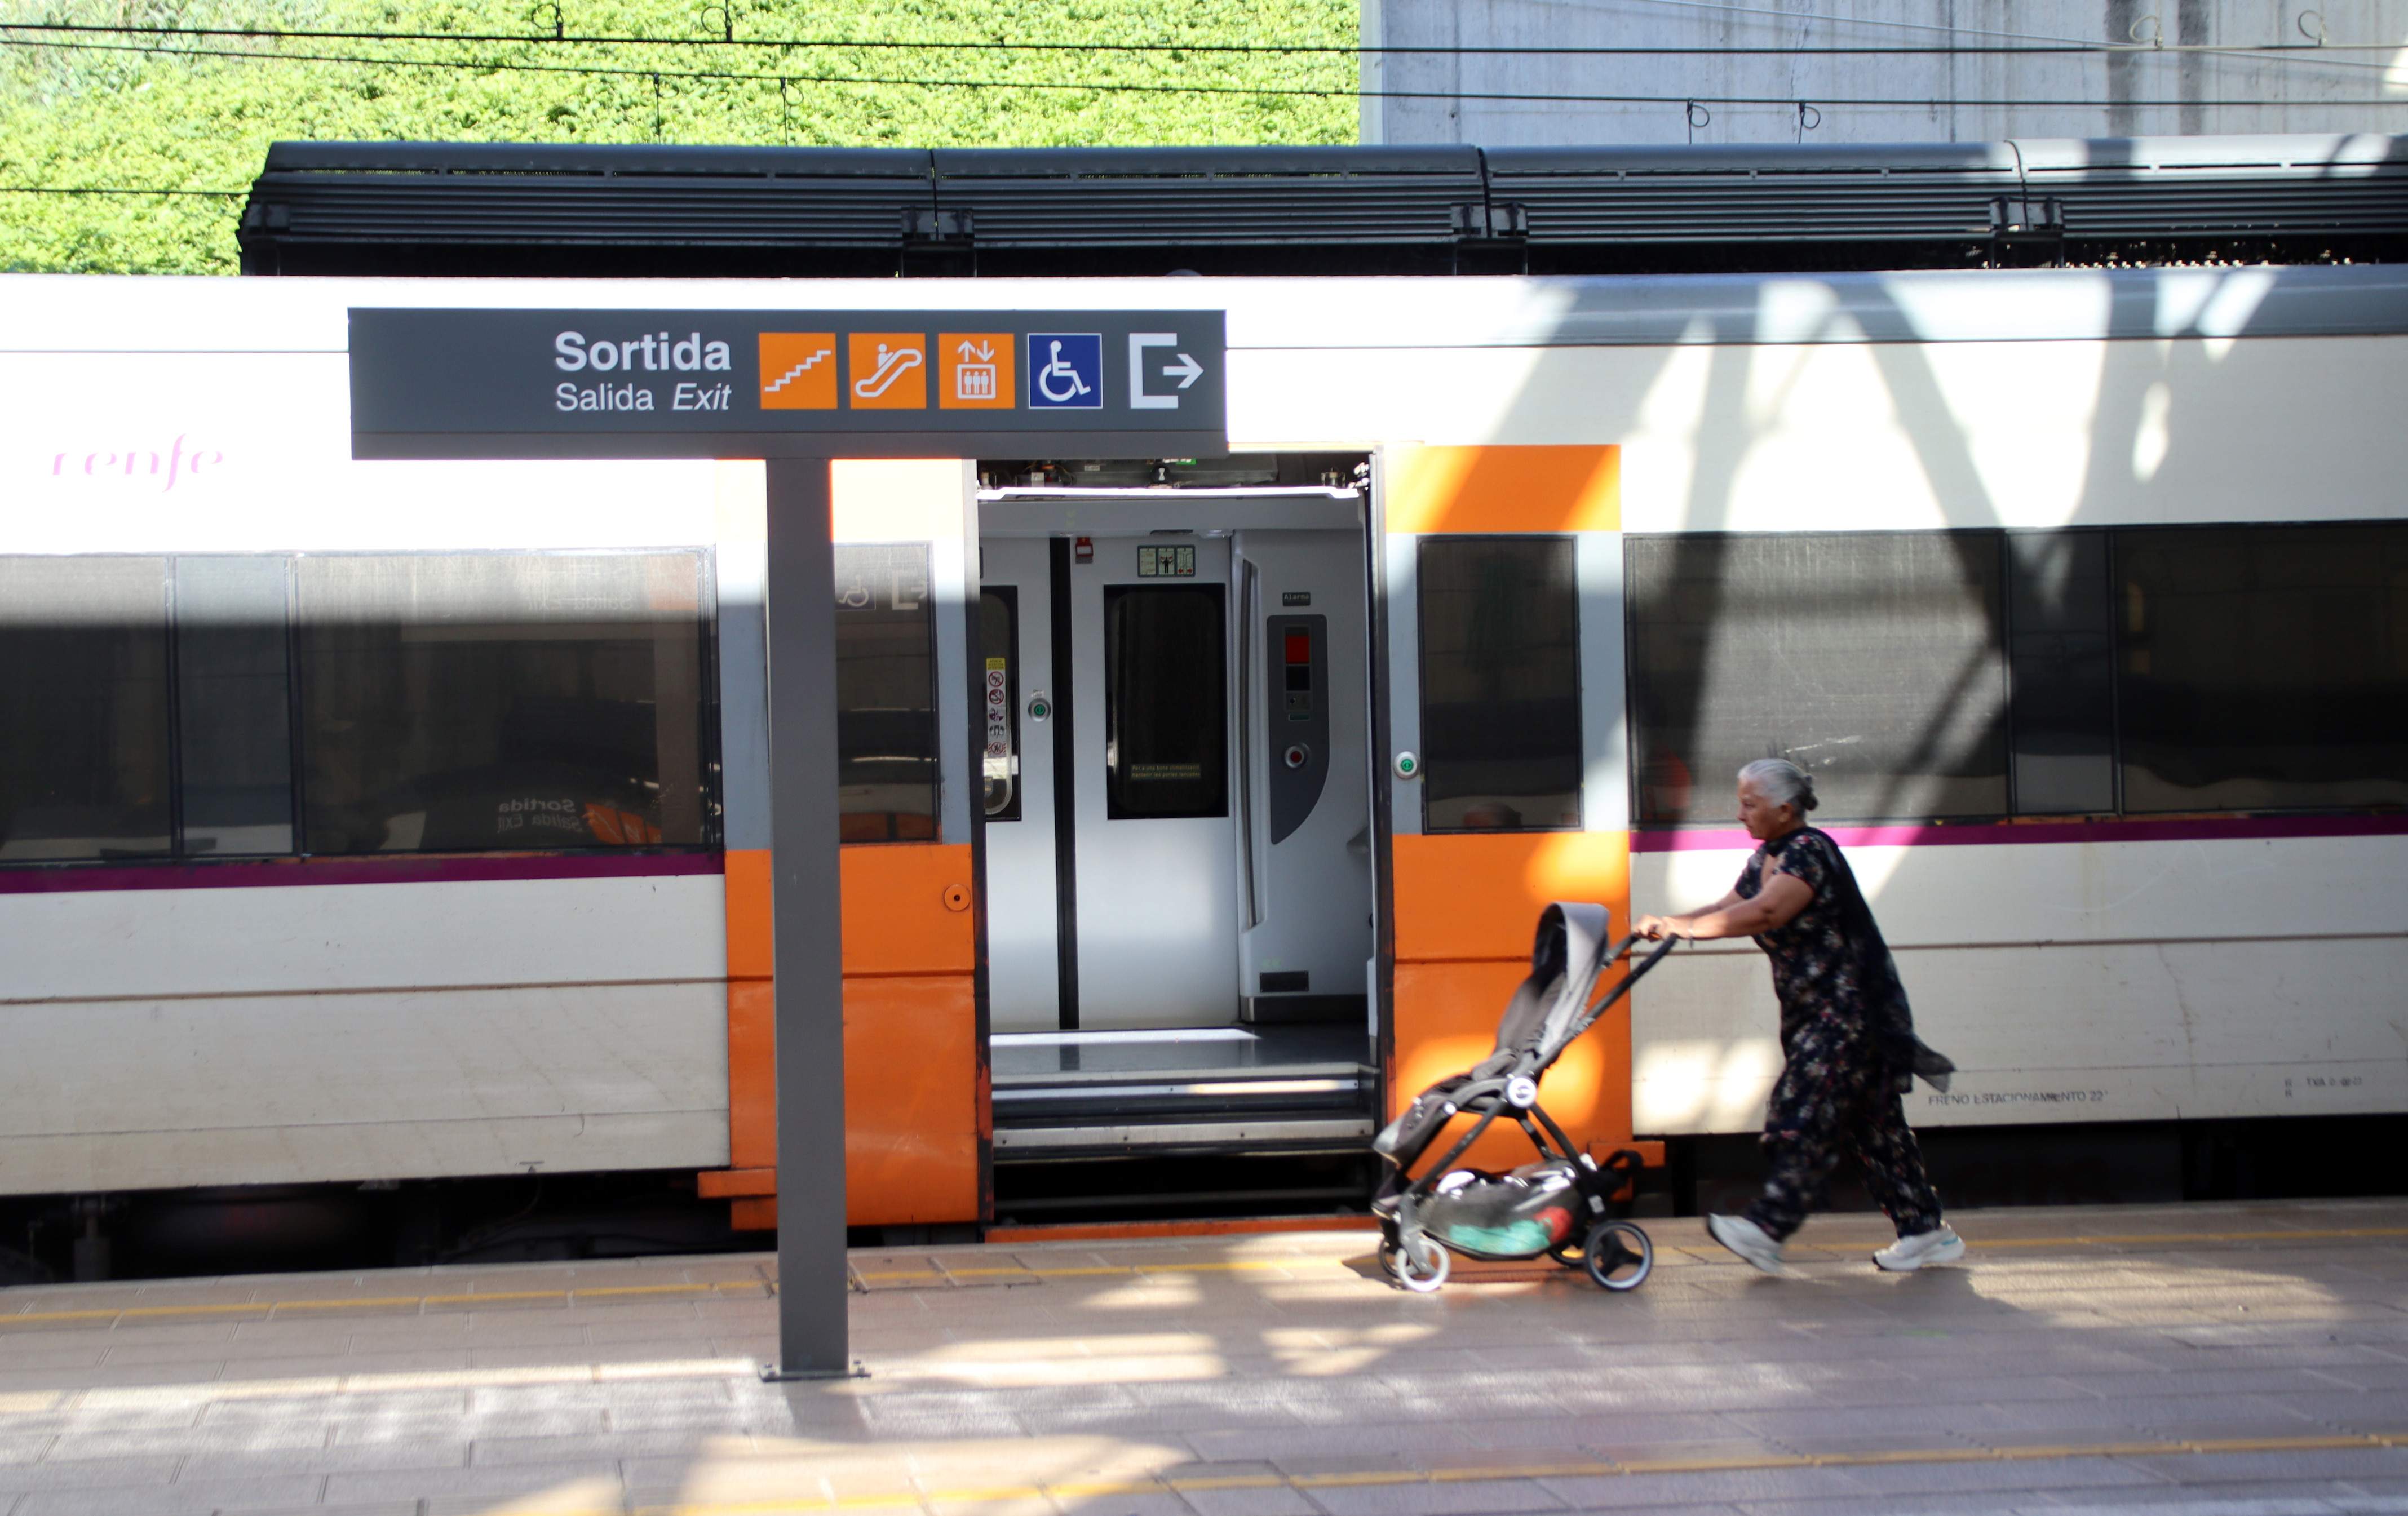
(1484, 902, 1615, 1078)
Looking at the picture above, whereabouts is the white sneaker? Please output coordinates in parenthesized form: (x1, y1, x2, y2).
(1874, 1224, 1966, 1272)
(1706, 1213, 1788, 1275)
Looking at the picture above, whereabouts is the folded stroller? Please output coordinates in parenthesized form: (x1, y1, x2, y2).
(1371, 902, 1679, 1294)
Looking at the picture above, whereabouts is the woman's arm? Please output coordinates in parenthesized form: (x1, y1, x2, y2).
(1632, 886, 1738, 941)
(1634, 875, 1813, 940)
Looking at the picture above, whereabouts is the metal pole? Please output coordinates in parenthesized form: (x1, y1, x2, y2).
(763, 456, 850, 1379)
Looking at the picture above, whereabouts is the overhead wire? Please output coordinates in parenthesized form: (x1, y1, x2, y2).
(0, 184, 246, 195)
(7, 34, 2408, 107)
(3, 17, 2405, 56)
(1616, 0, 2406, 74)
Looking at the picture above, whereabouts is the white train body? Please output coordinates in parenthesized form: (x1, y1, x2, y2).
(2, 266, 2403, 1201)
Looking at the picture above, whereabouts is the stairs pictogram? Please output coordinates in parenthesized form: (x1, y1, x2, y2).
(762, 349, 831, 394)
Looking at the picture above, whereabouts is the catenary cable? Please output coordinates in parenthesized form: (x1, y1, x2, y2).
(5, 18, 2405, 57)
(8, 35, 2408, 108)
(0, 184, 247, 196)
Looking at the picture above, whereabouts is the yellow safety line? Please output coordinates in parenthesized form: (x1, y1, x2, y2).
(0, 1278, 767, 1327)
(1962, 1226, 2408, 1249)
(12, 1224, 2408, 1327)
(442, 1430, 2407, 1516)
(853, 1258, 1301, 1284)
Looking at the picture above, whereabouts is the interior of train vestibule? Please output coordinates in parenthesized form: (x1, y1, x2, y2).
(972, 460, 1382, 1214)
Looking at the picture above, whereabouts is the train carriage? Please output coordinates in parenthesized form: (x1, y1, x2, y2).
(2, 134, 2405, 1267)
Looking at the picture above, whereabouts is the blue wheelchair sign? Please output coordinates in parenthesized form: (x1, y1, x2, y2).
(1026, 333, 1103, 409)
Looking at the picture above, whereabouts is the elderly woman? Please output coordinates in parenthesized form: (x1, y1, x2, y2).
(1635, 759, 1963, 1275)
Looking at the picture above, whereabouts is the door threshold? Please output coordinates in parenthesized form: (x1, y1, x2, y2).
(994, 1027, 1256, 1046)
(983, 1214, 1378, 1244)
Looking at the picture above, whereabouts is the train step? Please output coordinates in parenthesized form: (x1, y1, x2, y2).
(991, 1025, 1376, 1162)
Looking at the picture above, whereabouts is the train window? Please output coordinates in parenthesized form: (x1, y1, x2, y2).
(294, 553, 710, 854)
(0, 557, 172, 862)
(1417, 537, 1582, 831)
(979, 587, 1021, 822)
(1104, 585, 1228, 820)
(1626, 533, 2009, 825)
(174, 557, 297, 856)
(2007, 533, 2116, 815)
(2116, 524, 2408, 813)
(834, 544, 940, 843)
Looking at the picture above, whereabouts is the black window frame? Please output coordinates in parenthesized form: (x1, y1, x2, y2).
(833, 540, 942, 845)
(0, 548, 724, 870)
(1416, 533, 1586, 835)
(1103, 581, 1231, 822)
(1624, 521, 2408, 829)
(2109, 519, 2408, 818)
(1623, 529, 2016, 829)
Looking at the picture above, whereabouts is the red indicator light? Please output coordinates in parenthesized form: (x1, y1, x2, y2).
(1285, 630, 1311, 665)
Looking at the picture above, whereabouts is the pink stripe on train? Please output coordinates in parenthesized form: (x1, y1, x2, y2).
(1634, 813, 2408, 853)
(0, 851, 725, 894)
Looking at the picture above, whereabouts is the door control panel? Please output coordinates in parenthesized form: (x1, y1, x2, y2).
(1265, 614, 1329, 845)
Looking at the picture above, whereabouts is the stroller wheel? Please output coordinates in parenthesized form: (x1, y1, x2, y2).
(1380, 1237, 1450, 1293)
(1582, 1220, 1653, 1292)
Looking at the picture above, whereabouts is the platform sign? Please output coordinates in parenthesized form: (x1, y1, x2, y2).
(348, 308, 1226, 459)
(345, 302, 1228, 1385)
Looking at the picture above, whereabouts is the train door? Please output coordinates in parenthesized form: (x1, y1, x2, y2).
(977, 490, 1373, 1039)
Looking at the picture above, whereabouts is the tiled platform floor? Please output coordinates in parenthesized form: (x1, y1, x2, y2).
(10, 1200, 2408, 1514)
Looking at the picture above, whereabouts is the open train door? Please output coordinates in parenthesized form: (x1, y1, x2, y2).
(1375, 445, 1658, 1180)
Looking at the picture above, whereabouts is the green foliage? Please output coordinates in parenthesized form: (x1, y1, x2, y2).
(1, 0, 1360, 273)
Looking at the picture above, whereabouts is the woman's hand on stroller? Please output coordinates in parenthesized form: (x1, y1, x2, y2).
(1634, 914, 1680, 941)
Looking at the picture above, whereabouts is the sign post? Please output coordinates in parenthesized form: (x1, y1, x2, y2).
(349, 303, 1227, 1379)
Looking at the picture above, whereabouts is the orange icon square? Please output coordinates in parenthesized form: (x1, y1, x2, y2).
(938, 332, 1016, 410)
(758, 333, 837, 410)
(847, 332, 928, 410)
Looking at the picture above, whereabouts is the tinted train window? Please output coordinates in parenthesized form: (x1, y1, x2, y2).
(1627, 533, 2008, 825)
(834, 544, 939, 843)
(980, 588, 1021, 822)
(295, 554, 710, 854)
(175, 557, 297, 856)
(2007, 533, 2116, 815)
(0, 557, 172, 862)
(2117, 524, 2408, 813)
(1105, 585, 1228, 820)
(1417, 537, 1582, 831)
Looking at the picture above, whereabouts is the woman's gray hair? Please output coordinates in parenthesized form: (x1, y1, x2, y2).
(1738, 757, 1820, 813)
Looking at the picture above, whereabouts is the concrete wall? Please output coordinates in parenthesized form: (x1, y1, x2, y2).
(1362, 0, 2408, 145)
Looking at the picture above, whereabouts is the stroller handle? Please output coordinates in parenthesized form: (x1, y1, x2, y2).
(1612, 931, 1683, 972)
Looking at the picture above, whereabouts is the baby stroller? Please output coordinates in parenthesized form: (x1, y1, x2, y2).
(1372, 902, 1679, 1294)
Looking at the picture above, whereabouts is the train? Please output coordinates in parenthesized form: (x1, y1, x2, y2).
(1, 133, 2404, 1275)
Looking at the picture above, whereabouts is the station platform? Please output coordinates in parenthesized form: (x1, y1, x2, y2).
(8, 1199, 2408, 1516)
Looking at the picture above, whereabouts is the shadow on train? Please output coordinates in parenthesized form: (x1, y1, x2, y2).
(6, 1116, 2406, 1284)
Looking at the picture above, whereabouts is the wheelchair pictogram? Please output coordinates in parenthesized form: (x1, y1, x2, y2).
(1025, 333, 1103, 409)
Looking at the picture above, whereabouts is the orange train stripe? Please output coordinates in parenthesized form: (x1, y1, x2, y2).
(723, 844, 976, 979)
(714, 843, 981, 1227)
(1391, 832, 1631, 964)
(696, 1167, 777, 1199)
(1389, 831, 1637, 1169)
(1386, 445, 1620, 535)
(724, 979, 777, 1172)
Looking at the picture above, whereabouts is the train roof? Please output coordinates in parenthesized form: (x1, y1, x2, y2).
(238, 135, 2408, 279)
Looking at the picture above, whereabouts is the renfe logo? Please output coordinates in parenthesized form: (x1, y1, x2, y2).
(554, 330, 733, 374)
(48, 434, 223, 493)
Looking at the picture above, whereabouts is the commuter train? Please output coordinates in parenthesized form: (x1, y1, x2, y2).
(3, 134, 2405, 1265)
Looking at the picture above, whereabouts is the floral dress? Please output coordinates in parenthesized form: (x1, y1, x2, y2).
(1733, 828, 1943, 1242)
